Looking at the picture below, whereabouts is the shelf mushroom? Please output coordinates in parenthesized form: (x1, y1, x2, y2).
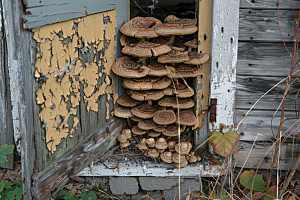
(131, 102, 165, 119)
(167, 63, 202, 79)
(155, 137, 168, 153)
(148, 148, 160, 158)
(117, 133, 130, 149)
(148, 130, 161, 137)
(158, 96, 195, 109)
(185, 39, 198, 51)
(175, 111, 197, 126)
(163, 82, 194, 98)
(153, 110, 177, 125)
(132, 125, 147, 135)
(184, 51, 210, 65)
(122, 129, 132, 139)
(129, 89, 164, 102)
(137, 138, 149, 151)
(123, 76, 172, 91)
(116, 94, 140, 107)
(160, 151, 173, 163)
(114, 106, 133, 118)
(138, 119, 158, 130)
(175, 142, 192, 155)
(158, 50, 189, 64)
(146, 138, 156, 148)
(154, 15, 198, 45)
(162, 124, 183, 137)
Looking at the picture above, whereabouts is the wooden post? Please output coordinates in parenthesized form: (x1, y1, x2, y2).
(0, 0, 14, 169)
(210, 0, 240, 130)
(2, 0, 36, 199)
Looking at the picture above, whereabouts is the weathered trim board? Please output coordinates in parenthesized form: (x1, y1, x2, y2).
(23, 0, 117, 29)
(78, 160, 225, 177)
(210, 0, 240, 130)
(32, 117, 126, 200)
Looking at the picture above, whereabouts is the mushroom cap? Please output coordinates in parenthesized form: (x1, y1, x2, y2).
(131, 102, 165, 119)
(189, 155, 197, 163)
(120, 17, 162, 38)
(168, 141, 176, 149)
(184, 51, 210, 65)
(117, 133, 128, 143)
(160, 151, 173, 163)
(122, 129, 132, 139)
(112, 56, 150, 78)
(147, 60, 171, 77)
(132, 125, 147, 135)
(185, 39, 198, 49)
(137, 138, 149, 150)
(120, 35, 138, 46)
(174, 159, 188, 168)
(175, 111, 196, 126)
(175, 142, 192, 155)
(116, 94, 140, 107)
(157, 50, 189, 64)
(120, 140, 131, 148)
(154, 15, 198, 36)
(138, 119, 158, 130)
(148, 148, 160, 158)
(146, 138, 156, 147)
(148, 130, 161, 137)
(130, 115, 143, 122)
(172, 152, 186, 163)
(155, 137, 168, 150)
(158, 96, 195, 109)
(163, 82, 194, 98)
(167, 63, 202, 78)
(129, 89, 164, 101)
(153, 124, 165, 132)
(121, 42, 153, 57)
(114, 106, 133, 118)
(123, 76, 172, 90)
(171, 43, 186, 52)
(153, 110, 177, 125)
(150, 37, 172, 56)
(162, 124, 183, 137)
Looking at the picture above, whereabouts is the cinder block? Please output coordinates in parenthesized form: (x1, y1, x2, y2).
(164, 178, 200, 200)
(139, 177, 179, 191)
(109, 177, 139, 195)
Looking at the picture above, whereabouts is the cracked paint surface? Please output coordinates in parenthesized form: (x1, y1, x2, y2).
(33, 10, 117, 153)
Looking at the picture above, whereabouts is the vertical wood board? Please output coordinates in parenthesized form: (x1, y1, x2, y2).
(0, 1, 14, 169)
(2, 0, 36, 198)
(210, 0, 240, 130)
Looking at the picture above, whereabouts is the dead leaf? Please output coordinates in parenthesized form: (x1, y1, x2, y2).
(208, 130, 240, 157)
(287, 194, 297, 200)
(295, 185, 300, 195)
(253, 191, 265, 200)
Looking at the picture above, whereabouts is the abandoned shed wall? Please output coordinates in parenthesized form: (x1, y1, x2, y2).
(234, 0, 300, 170)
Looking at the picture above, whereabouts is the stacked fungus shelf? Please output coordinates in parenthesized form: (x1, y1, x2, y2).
(112, 15, 209, 168)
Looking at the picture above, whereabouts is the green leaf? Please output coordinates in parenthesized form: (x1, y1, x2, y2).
(13, 182, 23, 200)
(240, 169, 266, 192)
(0, 144, 14, 163)
(77, 189, 97, 200)
(0, 180, 13, 192)
(208, 130, 240, 157)
(58, 190, 77, 200)
(220, 189, 230, 199)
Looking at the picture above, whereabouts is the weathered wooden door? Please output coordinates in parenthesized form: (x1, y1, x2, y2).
(2, 0, 129, 199)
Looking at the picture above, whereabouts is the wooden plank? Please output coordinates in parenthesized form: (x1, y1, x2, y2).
(2, 0, 36, 198)
(240, 0, 300, 10)
(234, 141, 300, 170)
(236, 75, 300, 111)
(236, 109, 299, 141)
(78, 160, 225, 177)
(23, 0, 116, 29)
(0, 4, 13, 169)
(239, 9, 294, 42)
(193, 0, 212, 150)
(32, 117, 126, 200)
(237, 42, 293, 76)
(210, 0, 240, 130)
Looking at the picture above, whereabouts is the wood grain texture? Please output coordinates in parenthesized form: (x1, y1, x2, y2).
(2, 0, 36, 198)
(0, 4, 13, 169)
(236, 75, 300, 111)
(237, 42, 293, 76)
(32, 117, 126, 200)
(240, 0, 300, 10)
(23, 0, 116, 29)
(210, 0, 240, 129)
(234, 141, 300, 170)
(236, 109, 299, 141)
(239, 9, 295, 42)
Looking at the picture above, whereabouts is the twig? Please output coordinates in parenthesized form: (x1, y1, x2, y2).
(281, 153, 300, 195)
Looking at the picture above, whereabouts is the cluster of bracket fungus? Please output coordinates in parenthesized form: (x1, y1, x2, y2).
(112, 15, 209, 168)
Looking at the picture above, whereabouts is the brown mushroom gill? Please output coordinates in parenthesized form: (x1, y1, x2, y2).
(112, 56, 150, 78)
(123, 76, 172, 90)
(129, 89, 164, 101)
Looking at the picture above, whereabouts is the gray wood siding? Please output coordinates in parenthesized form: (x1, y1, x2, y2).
(237, 0, 300, 159)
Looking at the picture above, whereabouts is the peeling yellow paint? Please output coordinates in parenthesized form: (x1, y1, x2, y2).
(33, 10, 117, 153)
(193, 0, 212, 130)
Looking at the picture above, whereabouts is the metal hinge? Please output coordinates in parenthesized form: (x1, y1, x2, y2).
(210, 98, 217, 123)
